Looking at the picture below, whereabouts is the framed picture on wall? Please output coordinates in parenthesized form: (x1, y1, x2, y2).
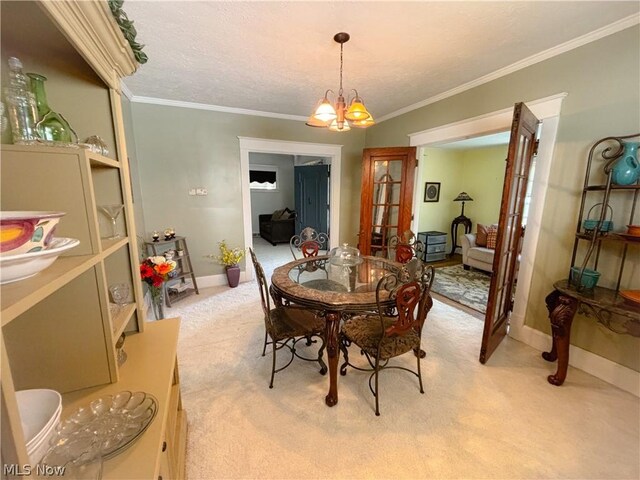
(424, 182, 440, 202)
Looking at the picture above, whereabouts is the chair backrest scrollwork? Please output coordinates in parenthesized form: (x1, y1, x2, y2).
(387, 229, 425, 264)
(375, 261, 435, 339)
(290, 227, 329, 260)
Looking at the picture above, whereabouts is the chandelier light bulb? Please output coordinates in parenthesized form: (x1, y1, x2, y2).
(328, 119, 351, 132)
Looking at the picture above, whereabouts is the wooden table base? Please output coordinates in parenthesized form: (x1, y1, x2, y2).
(542, 289, 579, 386)
(324, 311, 341, 406)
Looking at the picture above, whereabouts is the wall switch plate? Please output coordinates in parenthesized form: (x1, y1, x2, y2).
(196, 188, 208, 196)
(188, 189, 196, 196)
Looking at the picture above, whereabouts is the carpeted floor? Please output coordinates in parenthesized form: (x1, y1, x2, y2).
(166, 263, 640, 479)
(431, 264, 491, 313)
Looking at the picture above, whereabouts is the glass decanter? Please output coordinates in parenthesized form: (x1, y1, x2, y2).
(27, 73, 77, 144)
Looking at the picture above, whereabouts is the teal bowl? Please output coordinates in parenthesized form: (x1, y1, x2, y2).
(570, 267, 600, 289)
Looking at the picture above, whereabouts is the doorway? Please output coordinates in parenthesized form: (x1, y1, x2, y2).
(239, 137, 342, 281)
(409, 93, 566, 352)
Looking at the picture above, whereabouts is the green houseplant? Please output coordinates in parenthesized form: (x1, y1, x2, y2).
(209, 240, 245, 287)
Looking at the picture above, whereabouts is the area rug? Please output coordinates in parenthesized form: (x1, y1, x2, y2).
(431, 264, 490, 313)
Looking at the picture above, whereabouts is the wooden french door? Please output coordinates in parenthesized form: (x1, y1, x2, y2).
(359, 147, 417, 257)
(480, 103, 540, 364)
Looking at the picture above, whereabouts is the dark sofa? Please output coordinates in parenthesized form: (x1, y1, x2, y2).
(259, 208, 296, 246)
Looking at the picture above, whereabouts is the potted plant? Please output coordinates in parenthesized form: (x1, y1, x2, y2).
(209, 240, 245, 287)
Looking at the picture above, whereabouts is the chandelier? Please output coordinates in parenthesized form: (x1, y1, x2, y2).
(306, 32, 374, 132)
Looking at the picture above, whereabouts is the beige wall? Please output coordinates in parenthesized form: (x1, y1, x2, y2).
(365, 26, 640, 371)
(128, 102, 366, 276)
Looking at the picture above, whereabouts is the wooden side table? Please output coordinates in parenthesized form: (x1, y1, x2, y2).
(144, 236, 199, 307)
(450, 215, 472, 256)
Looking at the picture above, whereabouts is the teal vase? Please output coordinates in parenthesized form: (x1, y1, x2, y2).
(611, 141, 640, 186)
(27, 73, 77, 143)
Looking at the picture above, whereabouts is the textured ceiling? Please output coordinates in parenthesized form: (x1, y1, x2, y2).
(122, 1, 639, 120)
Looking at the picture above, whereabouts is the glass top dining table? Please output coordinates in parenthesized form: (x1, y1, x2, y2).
(270, 255, 402, 407)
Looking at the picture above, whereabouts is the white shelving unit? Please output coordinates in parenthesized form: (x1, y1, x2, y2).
(0, 2, 186, 478)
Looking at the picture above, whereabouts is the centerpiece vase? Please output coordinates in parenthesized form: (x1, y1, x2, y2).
(150, 286, 165, 320)
(27, 73, 77, 143)
(226, 265, 240, 288)
(611, 141, 640, 186)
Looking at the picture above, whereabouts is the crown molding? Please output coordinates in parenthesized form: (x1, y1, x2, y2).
(378, 13, 639, 123)
(120, 82, 134, 100)
(130, 95, 308, 122)
(38, 0, 137, 91)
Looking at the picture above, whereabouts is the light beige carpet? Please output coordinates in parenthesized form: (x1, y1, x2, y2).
(168, 255, 639, 479)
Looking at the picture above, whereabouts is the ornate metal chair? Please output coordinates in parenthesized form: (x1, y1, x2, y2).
(290, 227, 329, 260)
(249, 248, 327, 388)
(387, 229, 425, 264)
(339, 261, 435, 415)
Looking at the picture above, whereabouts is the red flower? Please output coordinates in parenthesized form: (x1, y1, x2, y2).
(140, 263, 154, 278)
(152, 274, 164, 287)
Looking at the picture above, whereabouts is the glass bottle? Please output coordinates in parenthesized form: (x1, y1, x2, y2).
(3, 57, 39, 144)
(27, 73, 77, 144)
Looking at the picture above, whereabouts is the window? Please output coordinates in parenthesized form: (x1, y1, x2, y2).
(521, 158, 536, 225)
(249, 165, 279, 191)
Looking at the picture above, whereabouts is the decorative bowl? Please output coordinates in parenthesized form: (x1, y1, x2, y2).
(0, 237, 79, 284)
(0, 211, 66, 254)
(569, 267, 600, 290)
(626, 225, 640, 236)
(582, 219, 613, 233)
(619, 290, 640, 307)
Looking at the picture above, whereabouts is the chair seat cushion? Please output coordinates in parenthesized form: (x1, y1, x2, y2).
(268, 306, 324, 341)
(342, 315, 420, 360)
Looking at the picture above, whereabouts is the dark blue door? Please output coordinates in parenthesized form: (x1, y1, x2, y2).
(294, 165, 329, 236)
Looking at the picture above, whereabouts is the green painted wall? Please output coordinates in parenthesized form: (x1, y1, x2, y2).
(365, 26, 640, 371)
(128, 102, 366, 276)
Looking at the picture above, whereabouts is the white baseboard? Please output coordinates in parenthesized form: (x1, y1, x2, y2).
(510, 323, 639, 397)
(196, 271, 250, 288)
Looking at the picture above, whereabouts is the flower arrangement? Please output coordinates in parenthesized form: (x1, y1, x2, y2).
(140, 255, 177, 292)
(209, 240, 245, 267)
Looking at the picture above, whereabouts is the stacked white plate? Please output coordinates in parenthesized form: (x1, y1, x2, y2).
(15, 389, 62, 465)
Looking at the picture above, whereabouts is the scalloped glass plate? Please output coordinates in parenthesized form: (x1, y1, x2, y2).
(48, 391, 157, 460)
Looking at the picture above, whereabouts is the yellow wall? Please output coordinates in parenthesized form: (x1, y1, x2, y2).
(418, 145, 506, 251)
(460, 145, 508, 228)
(417, 148, 462, 251)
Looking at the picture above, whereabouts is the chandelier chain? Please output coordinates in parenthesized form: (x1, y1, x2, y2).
(339, 42, 343, 96)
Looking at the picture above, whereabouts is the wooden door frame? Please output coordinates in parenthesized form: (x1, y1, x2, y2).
(239, 137, 342, 281)
(409, 93, 566, 345)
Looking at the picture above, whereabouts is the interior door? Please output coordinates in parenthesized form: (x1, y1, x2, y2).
(294, 164, 330, 236)
(359, 147, 417, 257)
(480, 102, 540, 363)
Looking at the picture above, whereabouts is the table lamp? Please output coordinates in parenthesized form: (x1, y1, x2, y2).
(453, 192, 474, 217)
